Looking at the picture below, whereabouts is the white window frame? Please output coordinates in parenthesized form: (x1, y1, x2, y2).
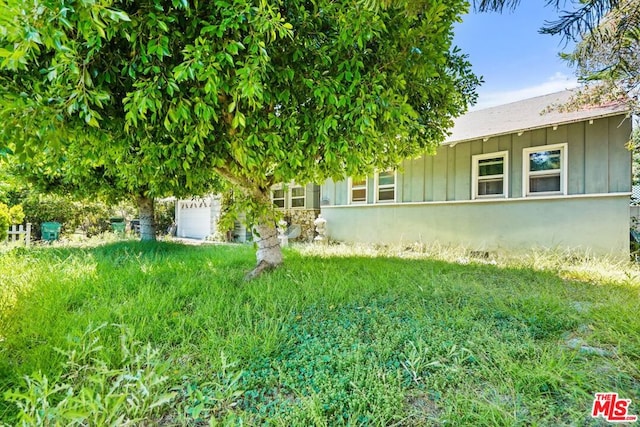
(271, 184, 286, 209)
(375, 170, 397, 203)
(472, 151, 509, 200)
(289, 183, 306, 209)
(522, 143, 568, 197)
(348, 177, 368, 204)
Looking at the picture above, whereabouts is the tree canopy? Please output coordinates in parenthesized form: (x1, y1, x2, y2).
(0, 0, 480, 271)
(473, 0, 625, 41)
(473, 0, 640, 114)
(560, 0, 639, 113)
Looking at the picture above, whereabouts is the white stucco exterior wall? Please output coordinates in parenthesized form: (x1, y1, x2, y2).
(321, 194, 630, 259)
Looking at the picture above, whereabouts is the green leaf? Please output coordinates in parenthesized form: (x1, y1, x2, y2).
(108, 9, 131, 22)
(237, 112, 245, 128)
(149, 392, 177, 410)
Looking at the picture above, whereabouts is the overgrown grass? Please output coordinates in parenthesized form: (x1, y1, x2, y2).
(1, 241, 639, 425)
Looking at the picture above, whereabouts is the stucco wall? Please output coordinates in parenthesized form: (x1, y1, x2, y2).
(321, 194, 630, 258)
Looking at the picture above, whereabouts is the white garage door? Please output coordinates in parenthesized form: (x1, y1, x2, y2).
(177, 199, 211, 239)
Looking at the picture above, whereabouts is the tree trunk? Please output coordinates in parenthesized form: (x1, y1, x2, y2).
(137, 195, 156, 241)
(245, 220, 283, 280)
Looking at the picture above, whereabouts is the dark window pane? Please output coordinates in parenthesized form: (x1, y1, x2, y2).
(530, 150, 561, 171)
(273, 199, 285, 208)
(478, 158, 503, 176)
(478, 178, 503, 196)
(530, 174, 560, 192)
(291, 187, 305, 197)
(378, 171, 394, 186)
(378, 188, 395, 201)
(291, 197, 305, 208)
(272, 189, 285, 199)
(352, 188, 366, 202)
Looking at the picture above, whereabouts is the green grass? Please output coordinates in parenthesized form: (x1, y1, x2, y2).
(1, 241, 639, 425)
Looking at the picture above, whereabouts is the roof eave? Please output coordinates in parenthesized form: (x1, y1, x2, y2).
(443, 109, 631, 147)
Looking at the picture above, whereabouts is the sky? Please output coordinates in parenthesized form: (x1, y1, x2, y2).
(453, 2, 581, 110)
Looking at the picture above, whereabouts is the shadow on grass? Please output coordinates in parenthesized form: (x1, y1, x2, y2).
(1, 241, 639, 424)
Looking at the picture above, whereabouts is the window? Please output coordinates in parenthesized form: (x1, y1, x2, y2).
(472, 151, 508, 199)
(271, 187, 285, 208)
(349, 177, 367, 204)
(523, 143, 567, 196)
(290, 184, 306, 208)
(271, 183, 306, 209)
(376, 170, 396, 203)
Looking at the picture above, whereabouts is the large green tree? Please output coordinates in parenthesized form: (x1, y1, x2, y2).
(0, 6, 221, 241)
(0, 110, 224, 240)
(0, 0, 479, 275)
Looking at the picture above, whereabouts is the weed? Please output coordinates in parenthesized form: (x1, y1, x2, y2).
(1, 240, 639, 425)
(3, 324, 174, 426)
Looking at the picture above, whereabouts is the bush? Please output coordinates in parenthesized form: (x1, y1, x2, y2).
(21, 194, 81, 238)
(154, 199, 175, 236)
(20, 194, 128, 239)
(0, 203, 24, 241)
(12, 191, 174, 239)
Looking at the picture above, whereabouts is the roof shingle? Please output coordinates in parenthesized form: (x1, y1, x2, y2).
(444, 89, 630, 145)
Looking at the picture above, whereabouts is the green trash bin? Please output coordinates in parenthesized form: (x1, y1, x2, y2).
(41, 222, 62, 241)
(111, 222, 126, 234)
(110, 218, 126, 235)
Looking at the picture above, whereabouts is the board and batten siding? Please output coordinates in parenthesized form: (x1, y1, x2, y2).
(319, 114, 632, 258)
(320, 115, 631, 205)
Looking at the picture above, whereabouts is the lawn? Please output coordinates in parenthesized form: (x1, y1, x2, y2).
(0, 241, 639, 426)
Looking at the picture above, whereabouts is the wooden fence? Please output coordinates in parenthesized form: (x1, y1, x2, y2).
(5, 223, 31, 247)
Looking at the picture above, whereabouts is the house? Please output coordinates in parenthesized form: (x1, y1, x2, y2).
(175, 183, 320, 241)
(320, 90, 633, 258)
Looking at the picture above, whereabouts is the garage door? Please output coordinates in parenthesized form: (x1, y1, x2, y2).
(177, 199, 211, 239)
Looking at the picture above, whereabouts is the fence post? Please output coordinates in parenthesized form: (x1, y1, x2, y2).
(26, 223, 31, 247)
(10, 225, 19, 242)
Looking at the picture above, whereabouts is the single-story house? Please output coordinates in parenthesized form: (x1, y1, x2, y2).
(320, 90, 633, 258)
(175, 183, 320, 241)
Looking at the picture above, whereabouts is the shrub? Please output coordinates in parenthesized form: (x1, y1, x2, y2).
(21, 194, 81, 238)
(20, 194, 129, 239)
(154, 199, 175, 236)
(0, 203, 24, 241)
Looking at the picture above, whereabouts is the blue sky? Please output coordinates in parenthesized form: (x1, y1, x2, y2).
(454, 2, 580, 110)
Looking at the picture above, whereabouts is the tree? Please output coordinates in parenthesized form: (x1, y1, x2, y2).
(559, 0, 640, 114)
(0, 4, 223, 241)
(1, 122, 221, 241)
(473, 0, 624, 38)
(0, 0, 479, 276)
(473, 0, 640, 113)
